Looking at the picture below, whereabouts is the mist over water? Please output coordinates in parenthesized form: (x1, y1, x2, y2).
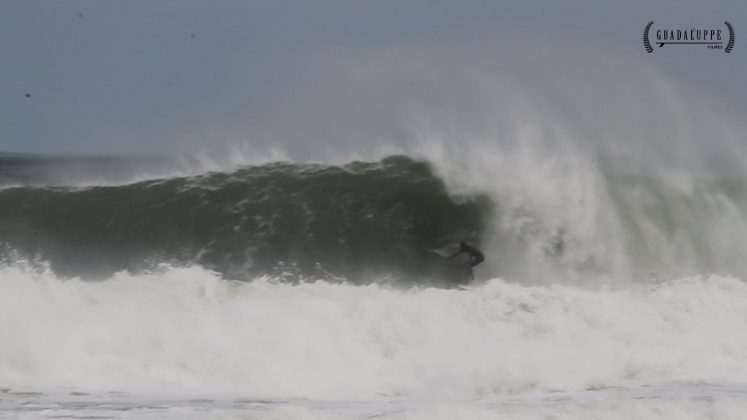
(406, 52, 747, 284)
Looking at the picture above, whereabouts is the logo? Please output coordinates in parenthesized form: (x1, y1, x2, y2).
(643, 21, 734, 53)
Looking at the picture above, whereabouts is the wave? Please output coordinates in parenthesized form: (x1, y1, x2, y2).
(3, 150, 747, 283)
(0, 155, 490, 283)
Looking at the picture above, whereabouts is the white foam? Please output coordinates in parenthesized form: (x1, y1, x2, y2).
(4, 385, 747, 419)
(2, 264, 747, 400)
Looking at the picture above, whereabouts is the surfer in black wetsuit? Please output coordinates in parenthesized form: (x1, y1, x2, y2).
(447, 241, 484, 285)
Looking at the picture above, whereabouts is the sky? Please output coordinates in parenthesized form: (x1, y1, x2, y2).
(0, 0, 745, 164)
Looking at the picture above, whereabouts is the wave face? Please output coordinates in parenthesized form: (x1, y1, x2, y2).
(0, 155, 490, 283)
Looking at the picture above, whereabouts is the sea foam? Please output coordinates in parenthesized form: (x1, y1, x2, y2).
(2, 264, 746, 400)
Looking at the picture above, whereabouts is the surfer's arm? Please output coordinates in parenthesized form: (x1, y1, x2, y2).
(447, 250, 463, 260)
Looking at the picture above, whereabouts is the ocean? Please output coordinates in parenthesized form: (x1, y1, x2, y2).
(2, 151, 747, 419)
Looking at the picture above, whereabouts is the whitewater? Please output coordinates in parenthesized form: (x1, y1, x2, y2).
(3, 260, 747, 418)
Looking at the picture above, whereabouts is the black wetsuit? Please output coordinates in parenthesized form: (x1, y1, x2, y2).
(461, 243, 484, 267)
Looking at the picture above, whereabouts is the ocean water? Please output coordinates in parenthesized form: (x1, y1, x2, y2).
(2, 153, 747, 418)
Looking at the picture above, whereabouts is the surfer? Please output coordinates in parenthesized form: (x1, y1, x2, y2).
(447, 241, 484, 285)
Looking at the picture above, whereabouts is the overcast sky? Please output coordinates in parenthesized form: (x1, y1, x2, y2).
(1, 0, 745, 162)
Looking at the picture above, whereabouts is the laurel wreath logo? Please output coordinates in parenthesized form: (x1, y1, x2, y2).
(643, 21, 654, 53)
(725, 21, 735, 53)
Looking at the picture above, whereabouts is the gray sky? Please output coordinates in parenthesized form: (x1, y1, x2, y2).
(1, 0, 745, 163)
